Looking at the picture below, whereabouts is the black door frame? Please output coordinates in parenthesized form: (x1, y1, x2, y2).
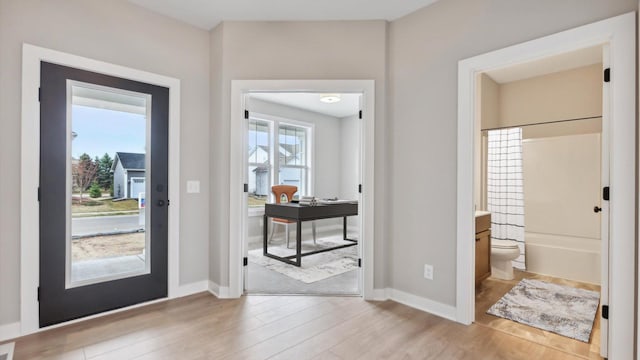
(21, 45, 182, 334)
(38, 61, 169, 327)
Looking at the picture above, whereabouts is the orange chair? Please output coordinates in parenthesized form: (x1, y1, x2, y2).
(269, 185, 316, 248)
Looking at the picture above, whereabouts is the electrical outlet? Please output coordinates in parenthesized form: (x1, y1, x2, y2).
(424, 264, 434, 280)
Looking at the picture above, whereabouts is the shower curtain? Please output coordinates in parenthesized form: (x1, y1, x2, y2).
(487, 128, 525, 269)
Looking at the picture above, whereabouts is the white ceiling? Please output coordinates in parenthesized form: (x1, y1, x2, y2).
(485, 45, 602, 84)
(128, 0, 440, 30)
(250, 92, 361, 118)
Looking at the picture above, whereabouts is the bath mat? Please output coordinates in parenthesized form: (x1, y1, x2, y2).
(487, 279, 600, 342)
(248, 236, 358, 283)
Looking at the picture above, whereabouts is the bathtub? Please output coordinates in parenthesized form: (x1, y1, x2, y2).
(524, 232, 601, 284)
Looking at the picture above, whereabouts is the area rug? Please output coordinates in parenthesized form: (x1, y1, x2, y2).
(248, 236, 358, 283)
(487, 279, 600, 342)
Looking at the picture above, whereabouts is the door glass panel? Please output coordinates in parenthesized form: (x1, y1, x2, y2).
(67, 81, 151, 288)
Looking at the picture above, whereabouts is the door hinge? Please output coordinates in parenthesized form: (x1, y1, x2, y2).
(37, 286, 40, 302)
(358, 258, 362, 267)
(602, 305, 609, 319)
(244, 110, 249, 119)
(603, 186, 610, 201)
(243, 257, 248, 266)
(167, 199, 170, 206)
(37, 187, 41, 202)
(244, 183, 248, 193)
(38, 87, 41, 102)
(358, 184, 362, 193)
(604, 68, 610, 83)
(359, 110, 362, 119)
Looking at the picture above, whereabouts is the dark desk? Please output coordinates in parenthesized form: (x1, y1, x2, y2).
(263, 202, 358, 267)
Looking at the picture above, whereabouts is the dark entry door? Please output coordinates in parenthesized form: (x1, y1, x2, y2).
(39, 62, 169, 327)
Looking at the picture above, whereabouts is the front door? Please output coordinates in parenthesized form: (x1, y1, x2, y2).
(39, 62, 169, 327)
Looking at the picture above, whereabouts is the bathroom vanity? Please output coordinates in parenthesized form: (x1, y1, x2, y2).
(475, 211, 491, 286)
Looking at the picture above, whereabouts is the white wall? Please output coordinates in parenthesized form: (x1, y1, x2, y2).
(209, 22, 225, 289)
(479, 74, 500, 130)
(209, 20, 388, 288)
(0, 0, 211, 327)
(340, 114, 361, 201)
(522, 134, 602, 283)
(340, 114, 361, 233)
(388, 0, 637, 307)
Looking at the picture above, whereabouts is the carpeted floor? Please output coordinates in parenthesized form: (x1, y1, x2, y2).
(249, 237, 358, 283)
(246, 234, 359, 295)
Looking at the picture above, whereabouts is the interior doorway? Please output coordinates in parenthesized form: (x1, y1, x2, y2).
(241, 92, 362, 295)
(472, 50, 606, 357)
(456, 13, 635, 359)
(228, 80, 376, 300)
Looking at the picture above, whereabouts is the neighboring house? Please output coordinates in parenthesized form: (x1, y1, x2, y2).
(248, 144, 304, 196)
(111, 152, 146, 199)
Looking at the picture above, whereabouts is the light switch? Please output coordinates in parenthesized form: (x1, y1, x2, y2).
(186, 180, 200, 193)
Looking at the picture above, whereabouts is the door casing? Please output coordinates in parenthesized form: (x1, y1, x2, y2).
(241, 96, 363, 295)
(38, 61, 169, 327)
(229, 80, 376, 300)
(456, 12, 635, 359)
(20, 44, 181, 335)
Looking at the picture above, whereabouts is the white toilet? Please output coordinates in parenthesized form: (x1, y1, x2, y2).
(490, 239, 520, 280)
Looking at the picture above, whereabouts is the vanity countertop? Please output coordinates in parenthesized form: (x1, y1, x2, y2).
(475, 211, 491, 233)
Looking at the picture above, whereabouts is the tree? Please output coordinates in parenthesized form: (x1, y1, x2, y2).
(89, 182, 102, 198)
(96, 153, 114, 191)
(72, 153, 98, 203)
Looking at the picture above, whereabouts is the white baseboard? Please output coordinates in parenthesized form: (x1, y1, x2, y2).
(388, 288, 457, 322)
(208, 281, 231, 298)
(10, 280, 208, 342)
(0, 322, 20, 342)
(0, 341, 14, 359)
(173, 280, 209, 298)
(369, 287, 457, 322)
(371, 288, 390, 301)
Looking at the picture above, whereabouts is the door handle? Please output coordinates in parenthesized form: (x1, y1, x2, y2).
(594, 206, 602, 213)
(157, 200, 165, 207)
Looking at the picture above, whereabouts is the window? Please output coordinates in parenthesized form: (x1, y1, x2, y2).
(247, 119, 271, 207)
(247, 116, 312, 208)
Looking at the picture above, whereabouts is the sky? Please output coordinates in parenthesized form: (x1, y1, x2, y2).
(72, 105, 146, 160)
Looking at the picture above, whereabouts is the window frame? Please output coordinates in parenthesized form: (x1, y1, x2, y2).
(246, 112, 314, 216)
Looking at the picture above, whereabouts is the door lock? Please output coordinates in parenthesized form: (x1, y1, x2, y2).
(157, 200, 165, 207)
(593, 206, 602, 213)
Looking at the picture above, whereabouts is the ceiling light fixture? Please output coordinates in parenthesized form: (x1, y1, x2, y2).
(319, 94, 341, 104)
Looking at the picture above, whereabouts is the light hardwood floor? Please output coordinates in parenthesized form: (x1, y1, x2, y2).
(6, 292, 588, 359)
(475, 271, 602, 359)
